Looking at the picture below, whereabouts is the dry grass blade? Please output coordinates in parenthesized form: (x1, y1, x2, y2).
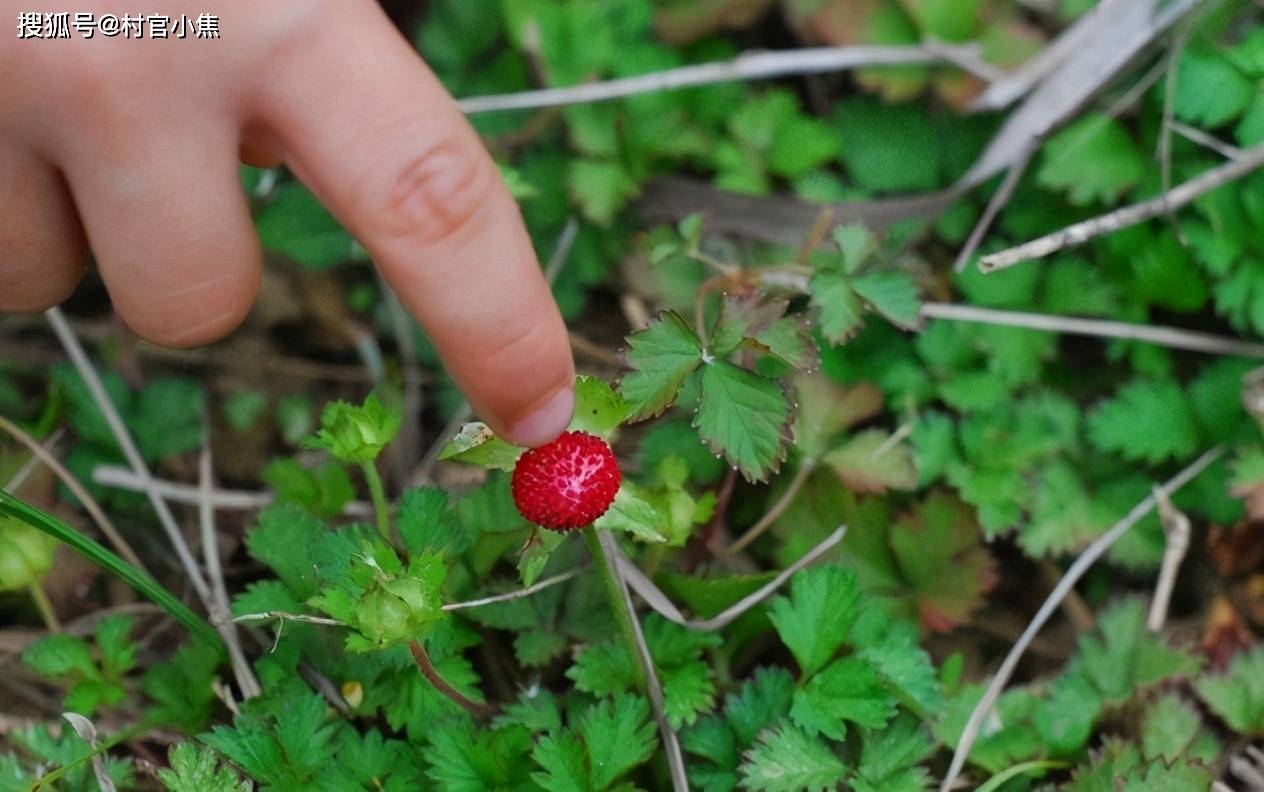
(0, 415, 145, 572)
(458, 43, 985, 114)
(199, 438, 261, 700)
(616, 524, 848, 632)
(45, 307, 213, 604)
(938, 447, 1223, 792)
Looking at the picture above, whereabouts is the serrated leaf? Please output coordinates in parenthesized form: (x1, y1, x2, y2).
(738, 723, 846, 792)
(569, 376, 633, 439)
(593, 484, 668, 543)
(1087, 380, 1200, 465)
(1195, 644, 1264, 735)
(768, 565, 859, 678)
(823, 429, 917, 494)
(619, 311, 704, 421)
(753, 317, 818, 371)
(158, 742, 251, 792)
(851, 271, 922, 330)
(518, 529, 566, 587)
(578, 693, 657, 789)
(833, 225, 876, 274)
(1037, 113, 1144, 205)
(438, 422, 524, 471)
(1141, 694, 1202, 761)
(790, 656, 897, 740)
(793, 374, 884, 460)
(1175, 51, 1254, 128)
(810, 270, 865, 344)
(695, 361, 792, 483)
(711, 297, 790, 358)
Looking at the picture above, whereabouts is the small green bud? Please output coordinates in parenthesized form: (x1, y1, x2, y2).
(304, 391, 402, 463)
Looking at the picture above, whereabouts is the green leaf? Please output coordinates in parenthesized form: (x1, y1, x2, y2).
(438, 422, 524, 471)
(851, 714, 934, 792)
(304, 392, 402, 464)
(1033, 671, 1101, 755)
(1195, 644, 1264, 735)
(578, 693, 658, 789)
(738, 723, 846, 792)
(425, 720, 535, 791)
(593, 484, 668, 543)
(255, 180, 358, 269)
(889, 493, 995, 630)
(532, 731, 589, 792)
(835, 98, 939, 192)
(22, 634, 97, 680)
(619, 311, 704, 420)
(790, 656, 897, 740)
(1141, 693, 1202, 761)
(567, 159, 638, 226)
(711, 297, 790, 358)
(754, 318, 818, 370)
(725, 667, 796, 746)
(245, 503, 326, 600)
(132, 377, 205, 462)
(833, 225, 876, 273)
(568, 641, 640, 697)
(397, 486, 453, 556)
(823, 429, 918, 494)
(768, 565, 859, 677)
(1175, 51, 1254, 128)
(518, 529, 567, 587)
(810, 270, 865, 344)
(569, 376, 633, 439)
(261, 458, 354, 519)
(1088, 380, 1201, 464)
(1037, 113, 1144, 205)
(851, 271, 922, 331)
(0, 515, 55, 591)
(792, 375, 884, 460)
(1076, 598, 1202, 704)
(695, 361, 792, 483)
(158, 742, 251, 792)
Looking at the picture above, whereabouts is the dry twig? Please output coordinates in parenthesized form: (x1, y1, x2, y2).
(1147, 486, 1191, 632)
(979, 143, 1264, 271)
(920, 303, 1264, 359)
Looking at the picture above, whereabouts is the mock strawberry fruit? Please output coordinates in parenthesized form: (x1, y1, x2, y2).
(511, 431, 621, 531)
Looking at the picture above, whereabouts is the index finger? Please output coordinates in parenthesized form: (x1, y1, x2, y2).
(252, 2, 574, 447)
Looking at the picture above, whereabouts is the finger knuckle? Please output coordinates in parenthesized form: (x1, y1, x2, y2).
(367, 136, 495, 246)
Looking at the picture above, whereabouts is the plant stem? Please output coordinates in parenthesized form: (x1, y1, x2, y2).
(28, 582, 60, 632)
(408, 639, 496, 719)
(583, 525, 648, 694)
(361, 461, 391, 542)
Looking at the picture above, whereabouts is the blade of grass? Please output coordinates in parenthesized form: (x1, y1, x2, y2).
(0, 488, 223, 652)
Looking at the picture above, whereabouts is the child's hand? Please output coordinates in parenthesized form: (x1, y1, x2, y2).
(0, 1, 575, 447)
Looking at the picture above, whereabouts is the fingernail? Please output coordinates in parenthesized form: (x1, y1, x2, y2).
(508, 387, 575, 447)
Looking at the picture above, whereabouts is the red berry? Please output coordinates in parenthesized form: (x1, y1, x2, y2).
(511, 431, 621, 531)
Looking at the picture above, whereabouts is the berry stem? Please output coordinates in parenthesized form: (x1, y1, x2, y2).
(360, 460, 391, 542)
(582, 525, 648, 694)
(29, 581, 60, 632)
